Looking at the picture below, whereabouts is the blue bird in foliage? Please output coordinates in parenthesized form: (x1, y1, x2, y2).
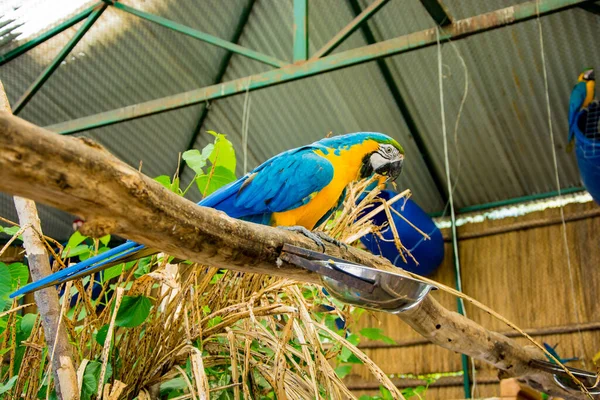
(568, 68, 595, 151)
(11, 132, 404, 298)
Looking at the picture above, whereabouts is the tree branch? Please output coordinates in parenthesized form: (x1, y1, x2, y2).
(0, 112, 585, 398)
(0, 88, 79, 399)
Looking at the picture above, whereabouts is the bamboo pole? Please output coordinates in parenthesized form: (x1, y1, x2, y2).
(0, 86, 79, 399)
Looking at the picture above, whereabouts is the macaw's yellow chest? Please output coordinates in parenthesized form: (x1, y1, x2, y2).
(584, 80, 596, 108)
(271, 141, 379, 229)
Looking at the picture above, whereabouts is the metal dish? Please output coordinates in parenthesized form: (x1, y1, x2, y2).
(316, 260, 436, 314)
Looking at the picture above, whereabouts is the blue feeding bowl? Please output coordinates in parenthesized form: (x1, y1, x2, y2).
(360, 190, 444, 276)
(575, 101, 600, 205)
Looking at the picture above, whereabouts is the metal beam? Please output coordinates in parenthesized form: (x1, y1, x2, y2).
(312, 0, 389, 59)
(293, 0, 308, 62)
(457, 186, 587, 214)
(45, 0, 589, 135)
(179, 0, 257, 176)
(12, 4, 107, 115)
(111, 2, 286, 68)
(579, 1, 600, 14)
(0, 3, 100, 67)
(419, 0, 453, 25)
(347, 0, 448, 204)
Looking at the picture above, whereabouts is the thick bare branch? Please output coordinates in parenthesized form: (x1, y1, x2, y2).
(0, 112, 585, 398)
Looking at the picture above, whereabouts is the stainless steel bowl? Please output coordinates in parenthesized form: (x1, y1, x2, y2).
(316, 261, 437, 314)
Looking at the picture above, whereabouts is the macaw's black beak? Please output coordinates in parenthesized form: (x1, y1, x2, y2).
(375, 156, 404, 180)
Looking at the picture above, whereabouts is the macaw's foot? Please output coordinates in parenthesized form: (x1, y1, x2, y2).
(314, 231, 348, 249)
(277, 226, 346, 251)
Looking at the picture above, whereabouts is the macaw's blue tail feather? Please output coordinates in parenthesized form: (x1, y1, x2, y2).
(10, 241, 144, 298)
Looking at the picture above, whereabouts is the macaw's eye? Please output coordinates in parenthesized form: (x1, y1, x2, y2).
(385, 146, 392, 154)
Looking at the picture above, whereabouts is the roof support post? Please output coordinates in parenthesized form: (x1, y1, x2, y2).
(293, 0, 308, 62)
(12, 3, 107, 115)
(43, 0, 589, 135)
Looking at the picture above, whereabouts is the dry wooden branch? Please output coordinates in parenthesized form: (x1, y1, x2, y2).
(0, 112, 586, 399)
(0, 86, 79, 399)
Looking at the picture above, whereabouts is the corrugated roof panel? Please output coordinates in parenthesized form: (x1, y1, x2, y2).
(0, 0, 246, 240)
(363, 1, 598, 208)
(4, 1, 245, 126)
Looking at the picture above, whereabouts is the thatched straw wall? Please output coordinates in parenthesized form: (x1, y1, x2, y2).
(347, 200, 600, 399)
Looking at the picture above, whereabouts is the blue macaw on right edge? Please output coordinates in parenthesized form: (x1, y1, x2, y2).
(568, 68, 595, 151)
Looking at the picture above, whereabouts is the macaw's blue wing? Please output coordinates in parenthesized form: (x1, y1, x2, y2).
(11, 147, 335, 298)
(200, 147, 335, 224)
(569, 82, 587, 144)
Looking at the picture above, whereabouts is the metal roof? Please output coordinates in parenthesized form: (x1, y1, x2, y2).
(0, 0, 599, 241)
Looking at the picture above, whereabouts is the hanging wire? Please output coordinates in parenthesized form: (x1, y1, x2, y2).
(535, 0, 588, 368)
(241, 76, 252, 174)
(436, 27, 475, 398)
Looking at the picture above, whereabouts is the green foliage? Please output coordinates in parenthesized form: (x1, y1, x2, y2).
(360, 327, 396, 345)
(0, 225, 22, 241)
(182, 131, 237, 198)
(195, 166, 237, 196)
(182, 144, 214, 175)
(0, 376, 18, 395)
(80, 361, 112, 400)
(0, 264, 13, 311)
(95, 324, 110, 346)
(115, 296, 152, 328)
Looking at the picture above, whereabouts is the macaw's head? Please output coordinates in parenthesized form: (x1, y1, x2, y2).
(578, 68, 595, 82)
(357, 133, 405, 181)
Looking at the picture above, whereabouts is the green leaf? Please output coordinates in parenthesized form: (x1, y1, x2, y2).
(195, 166, 236, 197)
(62, 244, 90, 259)
(160, 376, 187, 396)
(346, 333, 360, 346)
(95, 324, 109, 346)
(99, 235, 111, 246)
(0, 264, 12, 309)
(379, 386, 393, 400)
(20, 313, 36, 339)
(208, 316, 223, 328)
(8, 262, 29, 290)
(154, 175, 172, 190)
(103, 263, 125, 282)
(81, 361, 112, 400)
(0, 376, 18, 395)
(335, 365, 352, 379)
(1, 226, 21, 239)
(207, 131, 236, 173)
(115, 296, 152, 328)
(65, 231, 88, 253)
(133, 257, 152, 279)
(183, 145, 214, 176)
(360, 328, 395, 345)
(201, 305, 211, 315)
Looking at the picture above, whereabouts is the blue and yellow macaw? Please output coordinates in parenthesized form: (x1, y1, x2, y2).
(11, 132, 404, 297)
(568, 68, 595, 150)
